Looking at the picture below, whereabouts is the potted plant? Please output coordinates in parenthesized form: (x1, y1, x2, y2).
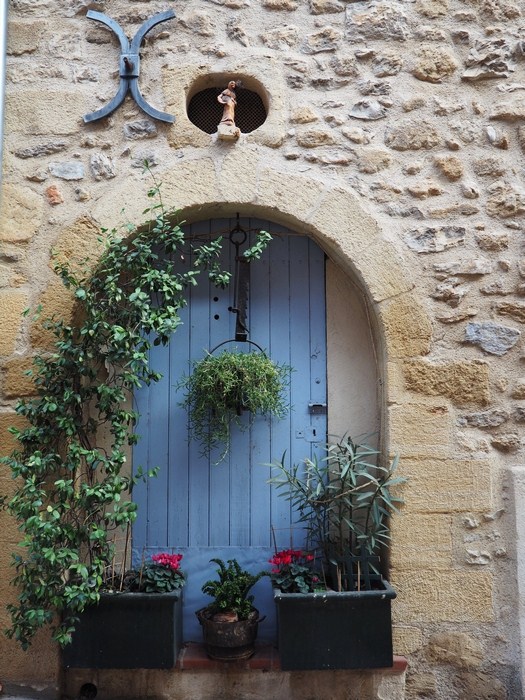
(62, 552, 186, 669)
(196, 558, 267, 660)
(268, 433, 406, 670)
(180, 345, 290, 460)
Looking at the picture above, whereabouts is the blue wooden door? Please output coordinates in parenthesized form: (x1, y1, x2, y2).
(133, 218, 326, 641)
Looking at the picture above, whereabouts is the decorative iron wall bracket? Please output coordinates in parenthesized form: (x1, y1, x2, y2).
(84, 9, 176, 124)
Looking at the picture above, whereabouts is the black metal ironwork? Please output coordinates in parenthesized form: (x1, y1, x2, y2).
(83, 10, 176, 124)
(228, 215, 250, 342)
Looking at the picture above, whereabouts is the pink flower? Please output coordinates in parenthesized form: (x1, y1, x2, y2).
(151, 552, 183, 571)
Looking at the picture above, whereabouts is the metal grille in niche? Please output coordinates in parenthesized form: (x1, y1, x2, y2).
(188, 88, 267, 134)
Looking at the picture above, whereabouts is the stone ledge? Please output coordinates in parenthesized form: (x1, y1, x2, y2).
(177, 642, 408, 673)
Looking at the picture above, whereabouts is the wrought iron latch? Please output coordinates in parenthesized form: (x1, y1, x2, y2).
(84, 10, 176, 124)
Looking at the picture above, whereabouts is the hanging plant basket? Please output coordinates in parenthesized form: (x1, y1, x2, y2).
(179, 340, 291, 459)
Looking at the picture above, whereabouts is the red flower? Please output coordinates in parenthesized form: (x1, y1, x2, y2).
(151, 552, 183, 571)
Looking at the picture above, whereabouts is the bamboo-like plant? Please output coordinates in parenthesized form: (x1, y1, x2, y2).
(268, 434, 406, 590)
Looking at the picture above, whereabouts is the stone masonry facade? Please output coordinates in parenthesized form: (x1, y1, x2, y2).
(2, 0, 525, 698)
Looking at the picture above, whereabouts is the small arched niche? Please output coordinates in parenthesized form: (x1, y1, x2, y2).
(187, 73, 269, 134)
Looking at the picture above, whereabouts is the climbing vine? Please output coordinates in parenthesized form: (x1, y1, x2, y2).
(1, 176, 271, 649)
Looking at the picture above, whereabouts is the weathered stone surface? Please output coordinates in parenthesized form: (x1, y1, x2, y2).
(489, 99, 525, 121)
(90, 153, 116, 181)
(407, 179, 444, 199)
(404, 359, 490, 407)
(180, 10, 215, 36)
(372, 51, 403, 77)
(432, 281, 469, 307)
(491, 432, 521, 452)
(513, 407, 525, 423)
(346, 1, 410, 42)
(416, 0, 448, 17)
(405, 226, 465, 253)
(437, 308, 479, 323)
(495, 301, 525, 324)
(14, 141, 67, 159)
(391, 513, 452, 570)
(296, 128, 336, 148)
(131, 152, 158, 169)
(433, 259, 494, 276)
(1, 183, 43, 242)
(30, 281, 76, 350)
(461, 183, 480, 199)
(458, 409, 509, 428)
(392, 570, 494, 622)
(302, 27, 342, 54)
(462, 38, 513, 81)
(465, 321, 521, 356)
(123, 120, 158, 140)
(330, 55, 358, 77)
(356, 149, 392, 174)
(6, 90, 84, 135)
(310, 0, 345, 13)
(380, 296, 432, 357)
(486, 125, 508, 149)
(0, 290, 28, 356)
(427, 632, 483, 668)
(262, 0, 298, 8)
(226, 18, 250, 47)
(7, 20, 46, 55)
(385, 121, 440, 150)
(454, 671, 507, 700)
(45, 185, 64, 205)
(406, 672, 437, 697)
(342, 126, 371, 144)
(1, 357, 37, 398)
(349, 100, 387, 121)
(475, 232, 508, 251)
(486, 180, 525, 218)
(393, 627, 424, 656)
(357, 79, 391, 96)
(434, 155, 463, 181)
(52, 216, 104, 278)
(412, 46, 457, 83)
(261, 26, 299, 49)
(48, 162, 84, 180)
(473, 156, 505, 178)
(511, 379, 525, 399)
(290, 106, 318, 124)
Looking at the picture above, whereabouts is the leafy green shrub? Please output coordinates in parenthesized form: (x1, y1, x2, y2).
(201, 558, 267, 620)
(1, 173, 271, 649)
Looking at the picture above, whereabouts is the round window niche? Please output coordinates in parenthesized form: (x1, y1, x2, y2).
(187, 75, 268, 135)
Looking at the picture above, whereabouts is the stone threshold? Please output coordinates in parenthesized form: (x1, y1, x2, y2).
(176, 642, 408, 673)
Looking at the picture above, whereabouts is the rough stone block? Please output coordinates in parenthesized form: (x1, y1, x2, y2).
(219, 149, 260, 203)
(398, 456, 493, 513)
(257, 170, 325, 224)
(379, 296, 432, 357)
(393, 626, 424, 655)
(403, 359, 490, 407)
(50, 216, 103, 279)
(0, 290, 28, 356)
(6, 91, 85, 135)
(6, 20, 46, 55)
(1, 357, 37, 399)
(390, 513, 452, 570)
(392, 571, 494, 622)
(426, 631, 483, 668)
(1, 183, 43, 243)
(30, 282, 76, 351)
(0, 412, 27, 460)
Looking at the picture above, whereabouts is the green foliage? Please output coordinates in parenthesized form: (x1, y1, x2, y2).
(180, 349, 290, 460)
(269, 434, 406, 564)
(1, 172, 272, 649)
(201, 558, 268, 620)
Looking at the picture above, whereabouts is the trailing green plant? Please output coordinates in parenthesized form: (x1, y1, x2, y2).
(268, 434, 406, 590)
(1, 170, 271, 649)
(201, 558, 268, 620)
(179, 348, 290, 460)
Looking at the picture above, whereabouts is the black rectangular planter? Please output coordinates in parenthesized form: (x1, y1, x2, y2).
(62, 591, 183, 669)
(273, 580, 396, 670)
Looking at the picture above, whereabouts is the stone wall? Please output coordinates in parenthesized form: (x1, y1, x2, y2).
(2, 0, 525, 698)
